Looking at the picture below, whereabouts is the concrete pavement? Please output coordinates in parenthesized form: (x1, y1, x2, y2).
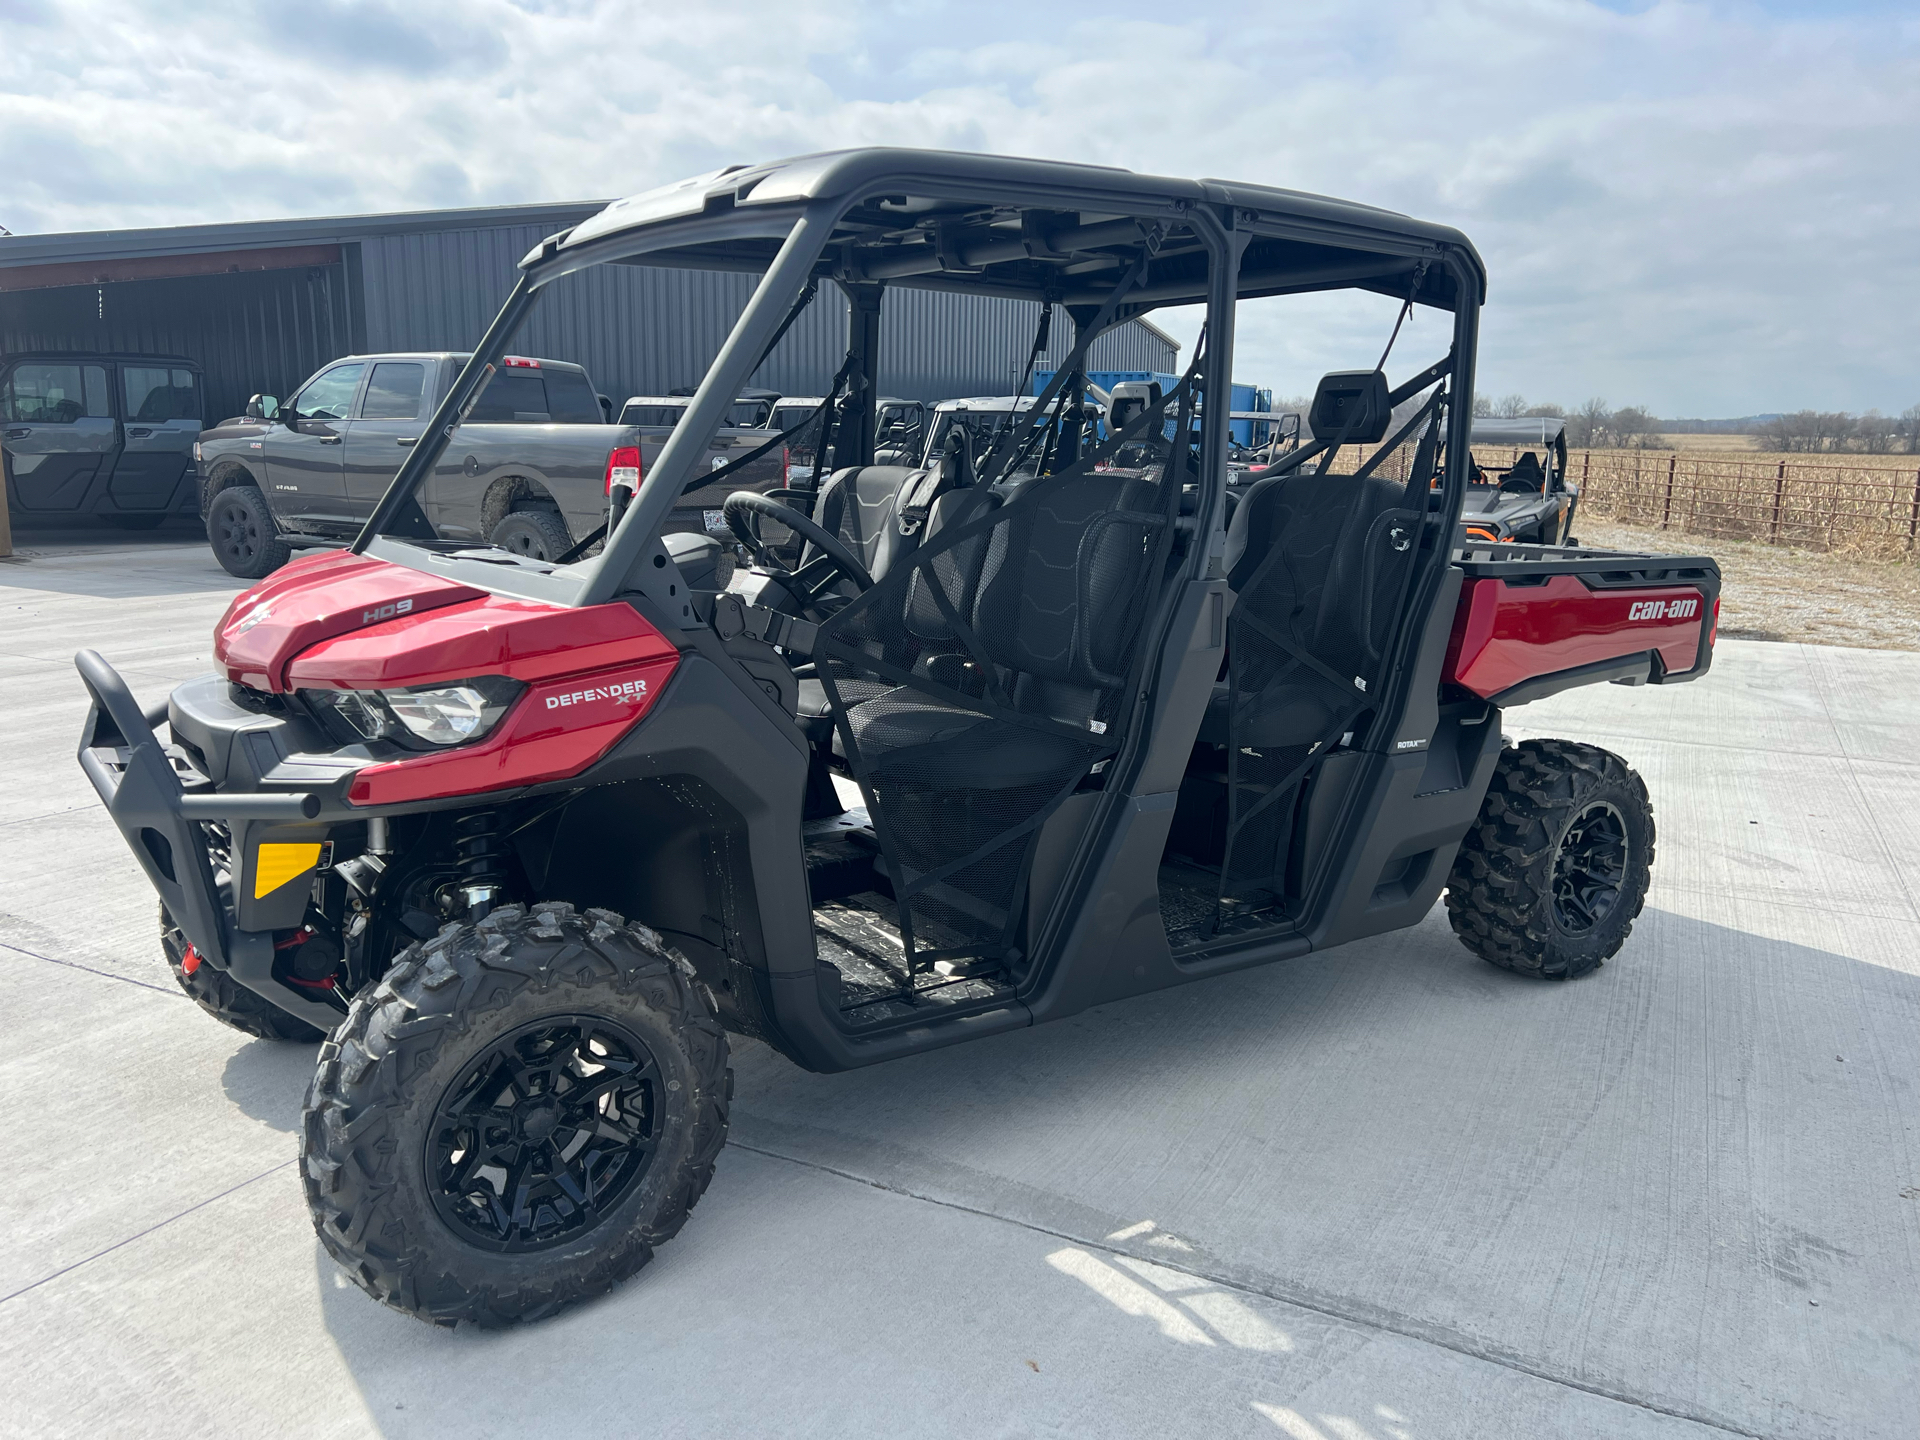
(1, 529, 1915, 1439)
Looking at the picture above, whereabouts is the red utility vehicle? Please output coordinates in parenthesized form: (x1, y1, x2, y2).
(76, 149, 1717, 1327)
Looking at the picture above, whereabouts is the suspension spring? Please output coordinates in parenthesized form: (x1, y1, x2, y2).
(452, 810, 508, 920)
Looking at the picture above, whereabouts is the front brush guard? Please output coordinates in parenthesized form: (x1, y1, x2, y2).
(74, 649, 345, 1033)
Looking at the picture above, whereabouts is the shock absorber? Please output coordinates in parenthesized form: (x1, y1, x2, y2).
(452, 810, 508, 921)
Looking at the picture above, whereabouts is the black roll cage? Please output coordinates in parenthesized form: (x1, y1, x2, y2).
(348, 154, 1485, 735)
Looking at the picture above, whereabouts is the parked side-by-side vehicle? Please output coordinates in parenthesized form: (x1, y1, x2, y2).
(2, 351, 204, 527)
(76, 148, 1718, 1330)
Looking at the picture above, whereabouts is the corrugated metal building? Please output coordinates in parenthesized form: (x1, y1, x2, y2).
(0, 201, 1178, 423)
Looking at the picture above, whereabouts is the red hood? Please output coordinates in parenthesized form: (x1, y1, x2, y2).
(214, 550, 486, 692)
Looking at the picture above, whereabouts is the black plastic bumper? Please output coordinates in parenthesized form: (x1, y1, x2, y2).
(73, 649, 346, 1033)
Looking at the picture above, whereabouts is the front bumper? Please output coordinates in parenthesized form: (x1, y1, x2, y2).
(73, 650, 348, 1033)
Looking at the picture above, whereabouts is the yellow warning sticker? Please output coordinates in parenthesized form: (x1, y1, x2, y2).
(253, 842, 323, 898)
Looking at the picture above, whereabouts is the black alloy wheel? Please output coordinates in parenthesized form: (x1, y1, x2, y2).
(207, 485, 290, 578)
(302, 902, 730, 1327)
(427, 1015, 662, 1253)
(1445, 738, 1655, 979)
(1550, 801, 1628, 935)
(488, 507, 572, 561)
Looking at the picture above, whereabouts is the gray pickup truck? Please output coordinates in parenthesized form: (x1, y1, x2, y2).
(195, 353, 783, 577)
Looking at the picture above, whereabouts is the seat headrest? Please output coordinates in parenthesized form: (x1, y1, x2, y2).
(1308, 370, 1391, 445)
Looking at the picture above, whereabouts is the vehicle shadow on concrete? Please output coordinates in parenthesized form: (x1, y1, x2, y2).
(221, 1037, 326, 1132)
(301, 905, 1920, 1440)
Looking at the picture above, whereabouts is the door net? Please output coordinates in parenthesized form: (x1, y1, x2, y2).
(1216, 392, 1447, 921)
(814, 371, 1202, 983)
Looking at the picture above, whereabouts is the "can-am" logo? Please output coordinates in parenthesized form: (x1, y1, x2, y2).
(361, 598, 414, 625)
(1627, 597, 1699, 622)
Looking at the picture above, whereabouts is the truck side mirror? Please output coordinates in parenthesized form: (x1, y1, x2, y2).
(246, 394, 280, 421)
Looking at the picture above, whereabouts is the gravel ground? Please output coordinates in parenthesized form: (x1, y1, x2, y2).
(1575, 516, 1920, 651)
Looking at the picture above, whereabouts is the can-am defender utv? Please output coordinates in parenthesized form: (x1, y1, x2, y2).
(75, 149, 1720, 1327)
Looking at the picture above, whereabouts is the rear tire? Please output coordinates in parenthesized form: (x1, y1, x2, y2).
(1445, 739, 1654, 979)
(301, 902, 730, 1327)
(161, 907, 328, 1042)
(488, 507, 572, 561)
(206, 484, 291, 578)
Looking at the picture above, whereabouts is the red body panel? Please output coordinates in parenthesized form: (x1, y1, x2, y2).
(346, 651, 681, 806)
(287, 595, 676, 691)
(215, 550, 485, 692)
(1444, 574, 1707, 699)
(208, 552, 683, 806)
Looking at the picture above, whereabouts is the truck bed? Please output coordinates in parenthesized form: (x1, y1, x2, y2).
(1442, 543, 1721, 706)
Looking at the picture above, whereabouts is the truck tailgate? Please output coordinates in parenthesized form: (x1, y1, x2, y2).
(1443, 545, 1721, 706)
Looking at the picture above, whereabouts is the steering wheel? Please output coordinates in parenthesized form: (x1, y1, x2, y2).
(723, 490, 875, 619)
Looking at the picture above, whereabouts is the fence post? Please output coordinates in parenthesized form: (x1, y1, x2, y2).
(1770, 460, 1786, 545)
(1908, 467, 1920, 553)
(1661, 452, 1677, 530)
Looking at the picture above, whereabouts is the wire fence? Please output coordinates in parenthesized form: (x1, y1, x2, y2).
(1284, 440, 1920, 559)
(1554, 450, 1920, 560)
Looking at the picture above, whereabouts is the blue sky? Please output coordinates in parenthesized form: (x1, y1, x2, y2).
(1, 0, 1915, 417)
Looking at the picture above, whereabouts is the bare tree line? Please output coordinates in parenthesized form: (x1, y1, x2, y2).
(1470, 393, 1920, 454)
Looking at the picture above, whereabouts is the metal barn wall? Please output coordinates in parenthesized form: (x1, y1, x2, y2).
(0, 263, 361, 423)
(355, 223, 1175, 404)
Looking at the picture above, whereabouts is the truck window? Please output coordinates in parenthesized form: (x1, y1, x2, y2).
(4, 362, 110, 423)
(293, 363, 366, 421)
(122, 366, 202, 423)
(468, 373, 549, 423)
(539, 367, 602, 424)
(728, 399, 773, 427)
(360, 362, 425, 420)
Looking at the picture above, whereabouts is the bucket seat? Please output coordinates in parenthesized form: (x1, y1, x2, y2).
(1198, 470, 1414, 748)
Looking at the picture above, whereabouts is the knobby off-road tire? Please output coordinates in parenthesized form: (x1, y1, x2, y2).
(301, 902, 730, 1327)
(1445, 738, 1654, 980)
(160, 906, 328, 1042)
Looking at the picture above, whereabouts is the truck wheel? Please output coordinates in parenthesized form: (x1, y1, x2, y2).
(301, 902, 730, 1327)
(206, 484, 291, 578)
(489, 508, 572, 561)
(161, 906, 328, 1042)
(1444, 739, 1654, 980)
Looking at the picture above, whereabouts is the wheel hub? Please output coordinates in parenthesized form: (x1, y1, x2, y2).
(424, 1015, 661, 1253)
(1551, 800, 1628, 935)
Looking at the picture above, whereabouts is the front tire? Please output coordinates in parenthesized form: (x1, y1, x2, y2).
(1445, 739, 1654, 979)
(301, 902, 730, 1327)
(161, 907, 327, 1042)
(206, 484, 291, 578)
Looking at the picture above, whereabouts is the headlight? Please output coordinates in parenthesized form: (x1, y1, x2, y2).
(301, 676, 524, 749)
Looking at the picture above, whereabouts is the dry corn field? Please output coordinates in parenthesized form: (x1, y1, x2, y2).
(1338, 442, 1920, 560)
(1511, 448, 1920, 561)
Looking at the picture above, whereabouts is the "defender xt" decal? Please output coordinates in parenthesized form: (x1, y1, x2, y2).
(1627, 597, 1699, 622)
(545, 677, 650, 710)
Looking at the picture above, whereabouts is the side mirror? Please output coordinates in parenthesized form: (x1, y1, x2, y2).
(598, 394, 613, 421)
(246, 394, 280, 421)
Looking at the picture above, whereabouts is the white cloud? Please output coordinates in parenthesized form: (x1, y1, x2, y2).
(1, 0, 1915, 414)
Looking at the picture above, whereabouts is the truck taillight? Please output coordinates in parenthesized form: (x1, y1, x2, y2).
(503, 355, 540, 368)
(604, 446, 641, 496)
(1710, 596, 1720, 648)
(782, 445, 791, 481)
